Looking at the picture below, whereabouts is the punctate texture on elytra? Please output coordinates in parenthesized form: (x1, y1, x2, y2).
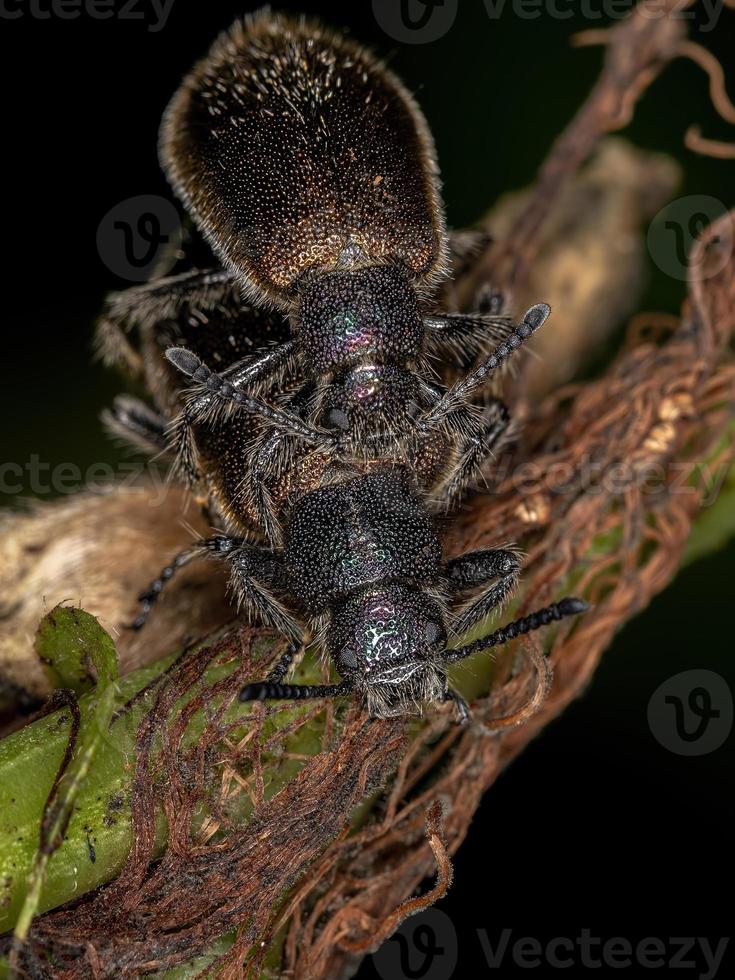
(160, 11, 447, 301)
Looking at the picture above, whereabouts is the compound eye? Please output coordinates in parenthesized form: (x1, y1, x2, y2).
(338, 646, 358, 672)
(326, 407, 350, 431)
(424, 621, 441, 646)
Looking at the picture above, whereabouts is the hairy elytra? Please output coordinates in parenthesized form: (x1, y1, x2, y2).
(160, 9, 448, 305)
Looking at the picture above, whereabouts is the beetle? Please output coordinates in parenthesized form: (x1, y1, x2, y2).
(104, 290, 585, 721)
(98, 10, 530, 546)
(97, 10, 587, 719)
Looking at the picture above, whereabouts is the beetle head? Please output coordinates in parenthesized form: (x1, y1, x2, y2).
(328, 583, 448, 717)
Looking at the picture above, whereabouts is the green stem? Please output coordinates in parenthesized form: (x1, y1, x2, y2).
(0, 654, 171, 934)
(13, 610, 121, 945)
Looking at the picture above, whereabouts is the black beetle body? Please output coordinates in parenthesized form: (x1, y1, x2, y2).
(157, 10, 449, 448)
(98, 12, 588, 719)
(99, 10, 546, 549)
(105, 289, 586, 720)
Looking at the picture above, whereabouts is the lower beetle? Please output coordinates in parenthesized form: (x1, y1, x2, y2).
(103, 284, 587, 720)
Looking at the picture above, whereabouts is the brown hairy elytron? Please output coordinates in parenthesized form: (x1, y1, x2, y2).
(160, 11, 448, 294)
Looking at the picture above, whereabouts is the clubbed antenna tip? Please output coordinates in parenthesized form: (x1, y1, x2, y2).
(558, 596, 589, 616)
(165, 346, 201, 377)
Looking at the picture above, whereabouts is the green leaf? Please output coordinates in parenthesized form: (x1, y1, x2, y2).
(0, 627, 329, 935)
(36, 605, 118, 694)
(12, 608, 120, 948)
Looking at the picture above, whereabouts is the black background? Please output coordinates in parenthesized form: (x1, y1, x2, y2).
(1, 0, 733, 976)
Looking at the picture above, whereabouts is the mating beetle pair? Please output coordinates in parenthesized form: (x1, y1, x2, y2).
(99, 10, 586, 720)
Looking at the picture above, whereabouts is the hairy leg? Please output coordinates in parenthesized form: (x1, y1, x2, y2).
(167, 347, 333, 449)
(421, 303, 550, 429)
(102, 394, 172, 457)
(96, 268, 239, 371)
(130, 534, 302, 643)
(444, 547, 521, 637)
(431, 399, 511, 512)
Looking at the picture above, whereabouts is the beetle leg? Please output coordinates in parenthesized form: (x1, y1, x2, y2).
(102, 394, 172, 458)
(167, 347, 334, 449)
(420, 303, 551, 429)
(444, 548, 521, 637)
(430, 398, 512, 513)
(129, 535, 244, 630)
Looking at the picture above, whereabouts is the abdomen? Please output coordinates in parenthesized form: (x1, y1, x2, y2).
(160, 11, 447, 302)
